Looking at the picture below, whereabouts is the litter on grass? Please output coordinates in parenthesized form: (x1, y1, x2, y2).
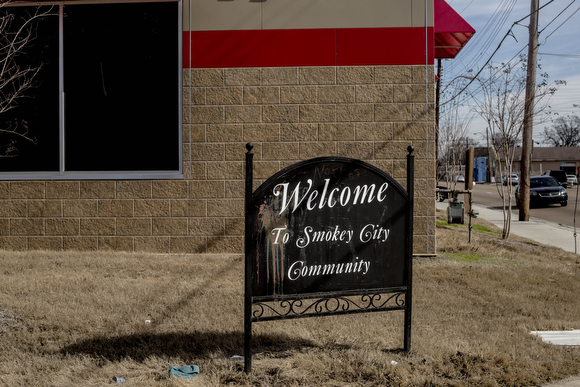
(169, 365, 200, 379)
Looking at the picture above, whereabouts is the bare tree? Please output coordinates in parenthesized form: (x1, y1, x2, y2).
(0, 5, 53, 157)
(471, 58, 562, 239)
(438, 78, 475, 188)
(541, 115, 580, 147)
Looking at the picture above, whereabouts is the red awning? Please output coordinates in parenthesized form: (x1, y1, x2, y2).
(434, 0, 475, 59)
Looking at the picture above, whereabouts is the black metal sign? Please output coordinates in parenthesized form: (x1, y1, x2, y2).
(244, 143, 414, 373)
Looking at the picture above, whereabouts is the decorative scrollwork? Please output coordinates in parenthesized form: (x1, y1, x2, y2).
(252, 291, 406, 321)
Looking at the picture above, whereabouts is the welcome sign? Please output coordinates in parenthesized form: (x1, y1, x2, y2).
(252, 159, 407, 296)
(244, 143, 414, 373)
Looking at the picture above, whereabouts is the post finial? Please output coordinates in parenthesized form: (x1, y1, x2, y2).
(407, 145, 414, 154)
(246, 142, 254, 153)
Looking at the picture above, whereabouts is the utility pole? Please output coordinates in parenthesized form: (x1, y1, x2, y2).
(519, 0, 539, 221)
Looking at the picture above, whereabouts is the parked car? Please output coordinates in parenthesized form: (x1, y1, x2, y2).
(543, 170, 570, 188)
(567, 174, 577, 186)
(455, 175, 465, 183)
(502, 174, 519, 186)
(515, 175, 568, 207)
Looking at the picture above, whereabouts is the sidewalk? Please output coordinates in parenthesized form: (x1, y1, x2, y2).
(541, 377, 580, 387)
(436, 201, 579, 254)
(437, 201, 580, 387)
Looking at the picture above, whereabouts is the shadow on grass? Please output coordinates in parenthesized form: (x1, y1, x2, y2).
(59, 331, 318, 363)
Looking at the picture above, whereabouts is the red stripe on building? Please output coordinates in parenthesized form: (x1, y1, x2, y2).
(183, 27, 434, 68)
(336, 28, 434, 66)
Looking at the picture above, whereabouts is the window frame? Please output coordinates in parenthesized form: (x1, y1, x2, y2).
(0, 0, 183, 180)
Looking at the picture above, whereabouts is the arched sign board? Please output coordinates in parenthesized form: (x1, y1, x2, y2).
(243, 143, 414, 373)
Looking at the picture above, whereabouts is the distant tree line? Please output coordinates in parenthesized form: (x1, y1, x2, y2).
(541, 115, 580, 147)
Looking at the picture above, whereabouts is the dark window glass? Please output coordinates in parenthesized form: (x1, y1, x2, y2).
(0, 2, 179, 176)
(531, 177, 560, 188)
(63, 2, 179, 171)
(0, 7, 59, 172)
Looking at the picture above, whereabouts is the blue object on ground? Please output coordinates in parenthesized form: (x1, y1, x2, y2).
(169, 365, 200, 379)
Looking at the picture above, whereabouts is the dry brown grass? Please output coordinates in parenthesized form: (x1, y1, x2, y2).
(1, 210, 580, 386)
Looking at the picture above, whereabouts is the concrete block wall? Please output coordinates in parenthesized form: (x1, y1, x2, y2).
(183, 65, 436, 255)
(0, 65, 435, 255)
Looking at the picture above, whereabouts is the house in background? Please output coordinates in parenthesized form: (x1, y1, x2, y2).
(475, 147, 580, 181)
(0, 0, 473, 256)
(513, 147, 580, 176)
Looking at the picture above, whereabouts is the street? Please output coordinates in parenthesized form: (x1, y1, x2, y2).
(465, 182, 580, 228)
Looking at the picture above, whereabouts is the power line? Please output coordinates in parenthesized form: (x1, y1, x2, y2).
(440, 32, 521, 106)
(445, 0, 517, 75)
(538, 0, 576, 35)
(539, 3, 579, 44)
(538, 52, 580, 58)
(441, 0, 557, 107)
(470, 3, 580, 110)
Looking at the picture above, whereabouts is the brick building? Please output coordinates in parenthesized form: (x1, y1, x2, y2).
(491, 147, 580, 177)
(0, 0, 473, 255)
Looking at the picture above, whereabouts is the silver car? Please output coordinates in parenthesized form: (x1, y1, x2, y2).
(502, 174, 519, 186)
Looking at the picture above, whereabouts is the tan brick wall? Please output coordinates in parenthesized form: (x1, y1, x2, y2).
(184, 65, 436, 255)
(0, 65, 436, 255)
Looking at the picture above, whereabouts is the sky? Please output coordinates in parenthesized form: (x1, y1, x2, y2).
(441, 0, 580, 146)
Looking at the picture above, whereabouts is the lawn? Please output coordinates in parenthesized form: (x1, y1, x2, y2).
(1, 211, 579, 386)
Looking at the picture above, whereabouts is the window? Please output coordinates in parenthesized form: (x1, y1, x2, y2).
(0, 1, 181, 179)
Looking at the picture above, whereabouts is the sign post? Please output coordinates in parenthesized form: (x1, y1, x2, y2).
(244, 143, 254, 373)
(244, 144, 414, 373)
